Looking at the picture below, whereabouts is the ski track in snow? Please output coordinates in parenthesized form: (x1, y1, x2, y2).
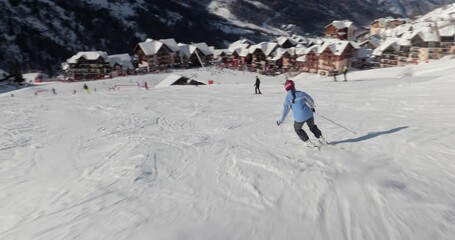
(1, 62, 455, 239)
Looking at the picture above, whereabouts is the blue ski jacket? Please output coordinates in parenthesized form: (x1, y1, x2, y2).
(279, 90, 315, 124)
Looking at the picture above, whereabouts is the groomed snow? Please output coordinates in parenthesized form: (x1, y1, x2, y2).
(1, 58, 455, 239)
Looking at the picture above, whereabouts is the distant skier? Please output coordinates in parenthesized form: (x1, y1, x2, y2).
(83, 83, 90, 94)
(52, 88, 56, 95)
(331, 66, 338, 82)
(276, 80, 327, 149)
(254, 76, 262, 94)
(342, 65, 348, 82)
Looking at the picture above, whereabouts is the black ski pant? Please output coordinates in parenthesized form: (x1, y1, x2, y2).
(294, 117, 322, 142)
(255, 86, 261, 94)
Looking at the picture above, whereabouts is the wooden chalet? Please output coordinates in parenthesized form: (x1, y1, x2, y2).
(296, 46, 319, 73)
(134, 39, 179, 72)
(317, 40, 358, 75)
(249, 42, 278, 70)
(370, 18, 410, 36)
(108, 53, 134, 77)
(66, 51, 111, 80)
(178, 42, 214, 67)
(276, 36, 298, 48)
(268, 48, 296, 72)
(324, 20, 357, 41)
(372, 38, 408, 67)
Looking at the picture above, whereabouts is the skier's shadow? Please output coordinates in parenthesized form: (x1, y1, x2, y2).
(330, 126, 409, 145)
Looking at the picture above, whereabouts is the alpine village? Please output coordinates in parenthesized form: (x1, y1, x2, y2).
(2, 4, 455, 84)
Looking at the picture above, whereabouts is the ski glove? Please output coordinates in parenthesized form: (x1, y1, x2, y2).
(311, 108, 315, 112)
(276, 121, 281, 126)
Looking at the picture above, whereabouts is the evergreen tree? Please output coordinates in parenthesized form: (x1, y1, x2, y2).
(11, 61, 24, 84)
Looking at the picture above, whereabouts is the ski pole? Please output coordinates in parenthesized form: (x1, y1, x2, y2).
(277, 122, 288, 144)
(314, 112, 358, 135)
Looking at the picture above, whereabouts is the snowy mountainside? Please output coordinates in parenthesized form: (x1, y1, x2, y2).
(0, 0, 453, 74)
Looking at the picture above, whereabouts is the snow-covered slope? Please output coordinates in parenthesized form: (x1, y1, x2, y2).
(1, 57, 455, 239)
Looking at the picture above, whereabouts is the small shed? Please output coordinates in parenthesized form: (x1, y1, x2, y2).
(155, 74, 206, 89)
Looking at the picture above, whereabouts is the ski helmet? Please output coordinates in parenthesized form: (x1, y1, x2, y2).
(285, 80, 295, 91)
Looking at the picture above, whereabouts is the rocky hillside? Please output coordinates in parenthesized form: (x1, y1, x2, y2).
(0, 0, 453, 75)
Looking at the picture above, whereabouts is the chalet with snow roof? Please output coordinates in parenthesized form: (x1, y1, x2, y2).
(159, 38, 182, 64)
(438, 21, 455, 48)
(229, 46, 250, 66)
(213, 49, 230, 62)
(372, 38, 409, 67)
(324, 20, 357, 41)
(65, 51, 111, 80)
(350, 47, 373, 68)
(249, 42, 278, 70)
(268, 48, 296, 72)
(370, 18, 410, 36)
(178, 42, 213, 67)
(228, 38, 256, 52)
(227, 38, 255, 67)
(317, 40, 358, 75)
(296, 46, 319, 73)
(134, 38, 180, 72)
(359, 35, 381, 50)
(276, 36, 298, 48)
(108, 53, 134, 77)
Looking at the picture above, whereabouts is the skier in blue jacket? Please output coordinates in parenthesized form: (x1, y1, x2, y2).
(276, 80, 327, 148)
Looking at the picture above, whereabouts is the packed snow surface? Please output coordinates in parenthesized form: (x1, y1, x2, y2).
(1, 59, 455, 239)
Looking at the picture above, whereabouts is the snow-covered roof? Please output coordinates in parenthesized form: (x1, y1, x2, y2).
(318, 40, 357, 56)
(138, 41, 164, 56)
(214, 49, 230, 57)
(372, 17, 410, 26)
(391, 23, 413, 37)
(228, 43, 250, 53)
(353, 47, 372, 59)
(296, 45, 319, 56)
(295, 46, 308, 55)
(108, 53, 134, 70)
(359, 36, 381, 48)
(194, 42, 214, 56)
(397, 31, 412, 46)
(178, 43, 196, 58)
(239, 48, 250, 57)
(155, 74, 185, 89)
(61, 62, 69, 71)
(178, 43, 213, 57)
(268, 48, 292, 61)
(248, 42, 278, 56)
(411, 27, 440, 42)
(67, 51, 109, 64)
(415, 3, 455, 22)
(306, 45, 319, 54)
(276, 36, 298, 47)
(155, 74, 206, 89)
(325, 20, 355, 29)
(159, 38, 180, 52)
(23, 72, 49, 82)
(372, 37, 400, 56)
(437, 21, 455, 37)
(229, 38, 255, 49)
